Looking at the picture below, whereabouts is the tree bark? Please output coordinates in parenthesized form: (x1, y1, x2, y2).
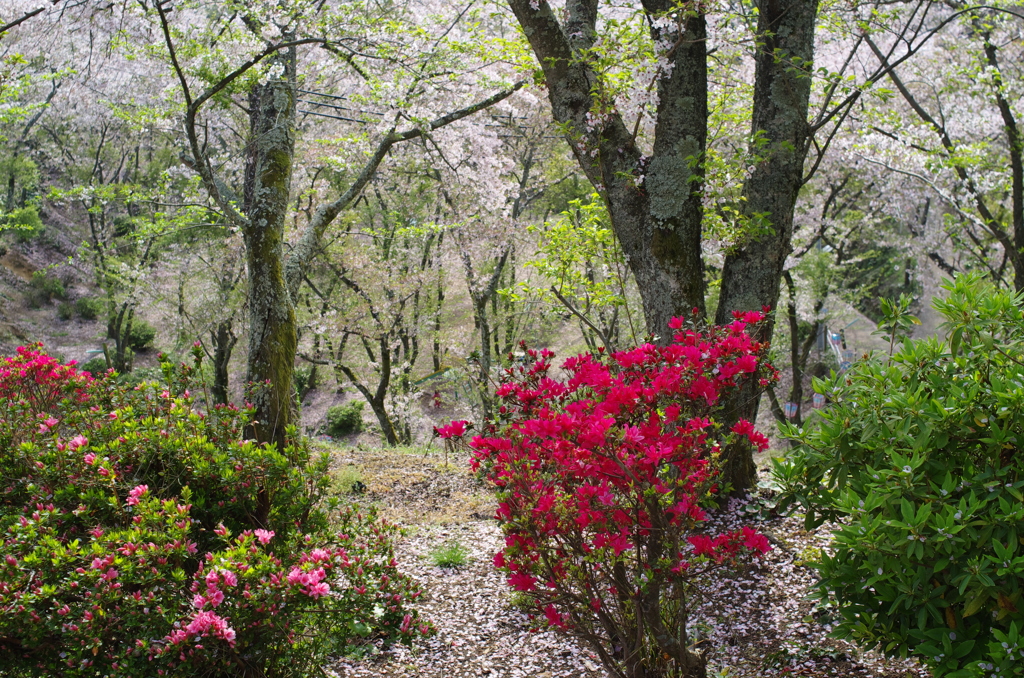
(242, 48, 298, 450)
(506, 0, 707, 336)
(714, 0, 819, 491)
(211, 320, 238, 406)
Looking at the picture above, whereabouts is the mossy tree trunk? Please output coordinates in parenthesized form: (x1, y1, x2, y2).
(507, 0, 818, 493)
(241, 48, 299, 450)
(154, 1, 525, 454)
(507, 0, 708, 337)
(713, 0, 819, 492)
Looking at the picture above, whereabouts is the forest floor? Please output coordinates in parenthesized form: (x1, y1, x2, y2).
(322, 443, 930, 678)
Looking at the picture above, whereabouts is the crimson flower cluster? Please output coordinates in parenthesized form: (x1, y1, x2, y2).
(469, 313, 776, 678)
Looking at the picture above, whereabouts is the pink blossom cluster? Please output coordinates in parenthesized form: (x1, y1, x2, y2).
(471, 314, 776, 642)
(287, 565, 331, 599)
(0, 344, 93, 412)
(165, 610, 237, 647)
(126, 484, 149, 506)
(433, 419, 470, 439)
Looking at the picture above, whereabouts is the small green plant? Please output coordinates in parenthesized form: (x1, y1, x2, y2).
(331, 464, 365, 495)
(507, 591, 533, 612)
(124, 319, 156, 351)
(428, 539, 470, 568)
(56, 301, 74, 320)
(326, 400, 365, 437)
(81, 356, 109, 376)
(74, 296, 103, 320)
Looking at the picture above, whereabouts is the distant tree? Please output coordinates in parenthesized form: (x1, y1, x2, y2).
(143, 0, 524, 447)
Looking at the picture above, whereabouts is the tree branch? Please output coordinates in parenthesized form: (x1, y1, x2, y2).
(285, 80, 526, 297)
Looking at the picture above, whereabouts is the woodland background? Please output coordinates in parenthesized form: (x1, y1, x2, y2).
(0, 0, 1019, 461)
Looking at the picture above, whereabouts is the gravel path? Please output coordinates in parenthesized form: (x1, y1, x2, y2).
(330, 520, 604, 678)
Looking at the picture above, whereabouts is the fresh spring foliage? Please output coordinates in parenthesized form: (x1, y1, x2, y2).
(774, 275, 1024, 677)
(512, 193, 637, 351)
(467, 313, 777, 677)
(0, 345, 429, 677)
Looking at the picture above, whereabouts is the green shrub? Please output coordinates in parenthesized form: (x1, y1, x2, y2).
(24, 271, 65, 307)
(0, 345, 429, 677)
(326, 400, 364, 437)
(75, 296, 103, 320)
(124, 318, 156, 351)
(3, 205, 44, 243)
(56, 301, 74, 320)
(775, 274, 1024, 678)
(294, 364, 313, 394)
(81, 355, 109, 376)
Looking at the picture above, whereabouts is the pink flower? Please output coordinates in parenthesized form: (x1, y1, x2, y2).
(83, 453, 96, 465)
(508, 572, 536, 591)
(544, 604, 565, 628)
(287, 567, 309, 586)
(68, 435, 88, 451)
(254, 529, 274, 545)
(434, 420, 471, 439)
(305, 582, 330, 598)
(731, 419, 770, 452)
(126, 485, 148, 506)
(741, 526, 771, 555)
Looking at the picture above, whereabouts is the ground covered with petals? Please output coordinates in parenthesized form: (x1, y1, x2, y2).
(326, 446, 929, 678)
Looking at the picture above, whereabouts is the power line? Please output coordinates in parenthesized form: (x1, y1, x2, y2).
(298, 109, 369, 124)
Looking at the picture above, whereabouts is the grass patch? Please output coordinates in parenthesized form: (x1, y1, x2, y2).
(331, 464, 365, 496)
(427, 539, 470, 568)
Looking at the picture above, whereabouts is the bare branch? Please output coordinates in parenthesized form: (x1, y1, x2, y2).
(0, 5, 45, 36)
(285, 80, 526, 297)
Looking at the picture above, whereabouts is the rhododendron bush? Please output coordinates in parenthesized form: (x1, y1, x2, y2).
(0, 346, 428, 677)
(469, 314, 776, 678)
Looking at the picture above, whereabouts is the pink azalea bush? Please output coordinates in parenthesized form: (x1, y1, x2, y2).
(0, 345, 428, 677)
(470, 313, 776, 678)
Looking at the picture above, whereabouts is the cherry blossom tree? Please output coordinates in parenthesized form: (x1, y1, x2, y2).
(140, 0, 524, 447)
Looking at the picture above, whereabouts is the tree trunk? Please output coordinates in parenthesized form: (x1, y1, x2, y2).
(242, 49, 298, 451)
(714, 0, 819, 491)
(211, 320, 237, 405)
(505, 0, 708, 338)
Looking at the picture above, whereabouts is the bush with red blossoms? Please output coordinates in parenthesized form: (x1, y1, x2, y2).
(470, 313, 776, 678)
(0, 345, 429, 677)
